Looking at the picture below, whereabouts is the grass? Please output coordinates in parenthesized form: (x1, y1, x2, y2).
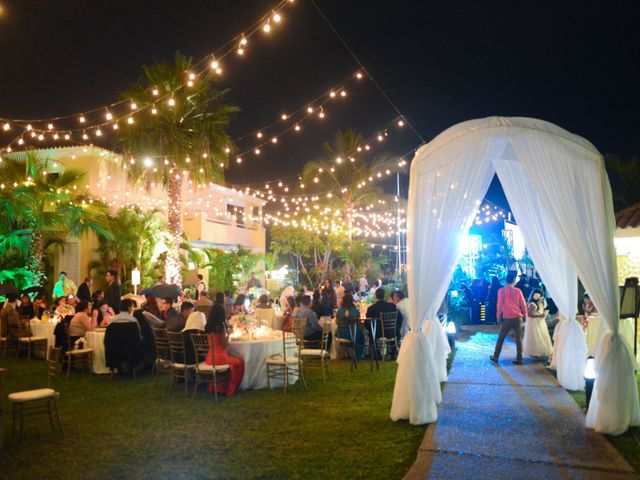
(0, 355, 427, 480)
(567, 373, 640, 474)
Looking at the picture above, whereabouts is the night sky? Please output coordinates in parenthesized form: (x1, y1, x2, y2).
(0, 0, 638, 207)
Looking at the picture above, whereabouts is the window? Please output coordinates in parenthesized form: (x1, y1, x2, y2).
(227, 204, 245, 228)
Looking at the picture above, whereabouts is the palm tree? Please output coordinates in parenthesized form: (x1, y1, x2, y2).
(115, 52, 238, 285)
(301, 129, 400, 240)
(0, 151, 112, 285)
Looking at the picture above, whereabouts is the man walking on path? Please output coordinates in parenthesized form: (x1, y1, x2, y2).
(490, 271, 527, 365)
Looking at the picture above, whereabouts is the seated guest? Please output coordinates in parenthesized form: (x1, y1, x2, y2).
(68, 300, 97, 338)
(182, 311, 206, 365)
(164, 299, 194, 332)
(109, 299, 140, 329)
(205, 298, 245, 396)
(280, 296, 296, 332)
(291, 294, 304, 318)
(32, 294, 47, 319)
(311, 291, 325, 319)
(2, 293, 30, 340)
(141, 295, 165, 326)
(390, 290, 410, 339)
(296, 295, 323, 343)
(366, 287, 402, 340)
(335, 294, 364, 358)
(159, 297, 179, 328)
(92, 299, 115, 327)
(206, 293, 228, 334)
(255, 294, 271, 309)
(231, 294, 248, 316)
(195, 292, 213, 316)
(18, 294, 34, 318)
(105, 299, 144, 374)
(54, 296, 75, 317)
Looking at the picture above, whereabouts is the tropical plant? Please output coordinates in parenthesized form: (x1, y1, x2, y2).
(94, 207, 170, 291)
(115, 51, 239, 285)
(201, 247, 260, 294)
(0, 151, 112, 286)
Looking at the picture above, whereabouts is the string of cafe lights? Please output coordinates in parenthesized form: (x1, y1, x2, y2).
(473, 200, 510, 225)
(0, 0, 296, 153)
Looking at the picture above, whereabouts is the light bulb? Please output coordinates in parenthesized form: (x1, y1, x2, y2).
(95, 129, 102, 136)
(318, 111, 325, 119)
(26, 124, 33, 131)
(79, 116, 86, 123)
(356, 72, 363, 79)
(307, 106, 313, 113)
(340, 90, 347, 97)
(273, 13, 281, 23)
(257, 132, 263, 138)
(47, 123, 54, 130)
(224, 147, 231, 153)
(294, 124, 301, 131)
(263, 23, 271, 33)
(216, 68, 223, 75)
(240, 37, 248, 46)
(130, 102, 137, 110)
(2, 123, 9, 131)
(330, 91, 336, 98)
(18, 138, 24, 145)
(255, 148, 261, 155)
(64, 134, 70, 140)
(105, 112, 113, 120)
(152, 88, 159, 96)
(82, 133, 89, 140)
(271, 137, 278, 143)
(210, 60, 219, 69)
(237, 48, 244, 55)
(188, 72, 196, 80)
(112, 123, 119, 130)
(281, 114, 287, 120)
(127, 117, 134, 124)
(187, 80, 194, 87)
(151, 108, 157, 115)
(377, 135, 384, 141)
(236, 157, 242, 164)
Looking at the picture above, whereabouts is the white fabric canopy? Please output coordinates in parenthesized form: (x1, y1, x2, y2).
(392, 117, 640, 435)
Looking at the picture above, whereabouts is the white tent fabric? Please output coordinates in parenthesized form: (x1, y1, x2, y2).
(493, 149, 587, 390)
(392, 117, 640, 435)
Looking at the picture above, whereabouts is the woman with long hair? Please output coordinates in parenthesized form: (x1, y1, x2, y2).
(205, 292, 245, 396)
(335, 294, 365, 359)
(522, 288, 552, 358)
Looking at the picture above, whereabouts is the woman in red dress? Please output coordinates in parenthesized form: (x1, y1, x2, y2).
(205, 293, 244, 396)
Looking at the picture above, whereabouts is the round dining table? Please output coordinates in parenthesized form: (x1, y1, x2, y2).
(29, 319, 57, 359)
(85, 329, 110, 374)
(227, 333, 298, 390)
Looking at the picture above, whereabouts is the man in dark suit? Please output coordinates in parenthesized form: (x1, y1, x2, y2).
(105, 269, 122, 314)
(366, 287, 402, 342)
(77, 276, 93, 302)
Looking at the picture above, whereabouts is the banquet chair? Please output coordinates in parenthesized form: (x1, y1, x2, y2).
(377, 311, 399, 361)
(266, 330, 307, 392)
(15, 319, 48, 361)
(291, 317, 307, 348)
(63, 331, 93, 380)
(335, 316, 359, 371)
(9, 388, 63, 439)
(166, 331, 196, 396)
(189, 333, 230, 401)
(300, 321, 331, 381)
(151, 327, 173, 386)
(47, 346, 62, 386)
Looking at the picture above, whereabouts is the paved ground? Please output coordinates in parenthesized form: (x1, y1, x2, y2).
(406, 325, 638, 480)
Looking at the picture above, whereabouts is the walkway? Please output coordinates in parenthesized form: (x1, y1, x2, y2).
(407, 326, 637, 480)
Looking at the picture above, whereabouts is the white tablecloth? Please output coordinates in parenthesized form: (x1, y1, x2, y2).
(85, 330, 110, 374)
(29, 320, 57, 359)
(228, 334, 298, 390)
(319, 317, 340, 360)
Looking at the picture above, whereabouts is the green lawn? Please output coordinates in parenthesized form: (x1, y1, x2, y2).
(0, 355, 427, 480)
(568, 373, 640, 474)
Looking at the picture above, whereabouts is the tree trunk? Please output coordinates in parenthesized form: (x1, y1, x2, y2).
(26, 229, 46, 286)
(166, 175, 183, 286)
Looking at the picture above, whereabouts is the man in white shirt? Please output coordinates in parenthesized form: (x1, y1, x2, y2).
(53, 271, 77, 298)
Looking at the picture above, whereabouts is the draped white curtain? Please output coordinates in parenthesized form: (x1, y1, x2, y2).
(394, 117, 640, 435)
(493, 148, 587, 390)
(390, 133, 496, 425)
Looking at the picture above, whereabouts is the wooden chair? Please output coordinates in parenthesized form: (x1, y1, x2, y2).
(166, 331, 196, 396)
(47, 346, 62, 387)
(266, 330, 307, 392)
(377, 311, 399, 361)
(151, 327, 173, 386)
(291, 317, 307, 348)
(64, 331, 93, 380)
(15, 319, 48, 361)
(8, 388, 63, 440)
(190, 333, 230, 401)
(300, 321, 331, 381)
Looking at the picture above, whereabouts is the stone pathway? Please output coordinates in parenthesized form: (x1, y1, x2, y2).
(407, 326, 637, 480)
